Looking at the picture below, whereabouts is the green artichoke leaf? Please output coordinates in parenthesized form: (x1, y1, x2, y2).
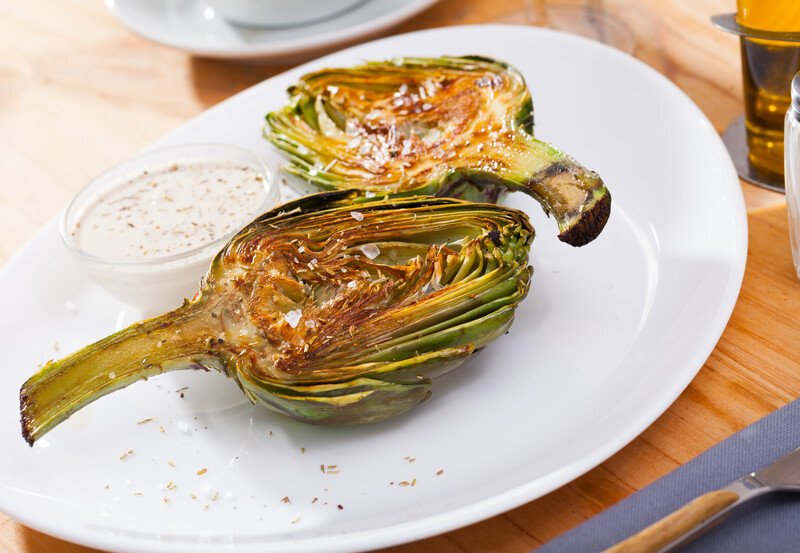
(264, 56, 610, 247)
(249, 377, 433, 426)
(20, 191, 533, 445)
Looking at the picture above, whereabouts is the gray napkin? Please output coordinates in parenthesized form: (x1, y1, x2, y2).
(536, 398, 800, 552)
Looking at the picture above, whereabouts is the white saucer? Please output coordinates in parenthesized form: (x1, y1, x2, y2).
(106, 0, 441, 60)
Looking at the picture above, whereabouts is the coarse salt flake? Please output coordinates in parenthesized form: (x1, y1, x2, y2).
(360, 244, 380, 260)
(284, 309, 302, 328)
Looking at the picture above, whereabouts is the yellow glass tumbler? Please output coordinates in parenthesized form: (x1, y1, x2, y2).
(737, 0, 800, 184)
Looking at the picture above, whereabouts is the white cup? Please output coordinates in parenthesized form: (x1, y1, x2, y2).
(209, 0, 366, 28)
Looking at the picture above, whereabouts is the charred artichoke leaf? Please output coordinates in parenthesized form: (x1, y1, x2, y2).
(20, 190, 533, 445)
(264, 56, 610, 247)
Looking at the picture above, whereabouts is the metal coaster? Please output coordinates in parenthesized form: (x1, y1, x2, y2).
(711, 13, 800, 42)
(722, 115, 785, 193)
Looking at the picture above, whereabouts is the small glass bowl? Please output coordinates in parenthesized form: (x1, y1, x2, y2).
(60, 143, 278, 316)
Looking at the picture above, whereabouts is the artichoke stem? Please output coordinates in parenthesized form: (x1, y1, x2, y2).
(508, 137, 611, 247)
(20, 302, 217, 446)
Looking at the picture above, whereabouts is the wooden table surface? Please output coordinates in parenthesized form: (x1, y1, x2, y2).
(1, 0, 797, 551)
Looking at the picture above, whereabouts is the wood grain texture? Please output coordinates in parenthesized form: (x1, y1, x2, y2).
(0, 1, 795, 552)
(604, 490, 740, 553)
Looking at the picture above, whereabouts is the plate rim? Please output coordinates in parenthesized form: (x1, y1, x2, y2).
(0, 23, 748, 553)
(108, 0, 441, 59)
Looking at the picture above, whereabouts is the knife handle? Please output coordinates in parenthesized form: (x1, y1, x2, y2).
(603, 489, 740, 553)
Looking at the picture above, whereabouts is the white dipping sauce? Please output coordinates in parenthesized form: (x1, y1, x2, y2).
(72, 159, 267, 261)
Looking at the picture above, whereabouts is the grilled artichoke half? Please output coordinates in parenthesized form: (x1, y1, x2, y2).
(20, 191, 532, 445)
(265, 56, 610, 247)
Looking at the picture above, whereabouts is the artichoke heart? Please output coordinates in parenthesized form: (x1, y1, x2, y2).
(265, 56, 610, 247)
(20, 191, 533, 445)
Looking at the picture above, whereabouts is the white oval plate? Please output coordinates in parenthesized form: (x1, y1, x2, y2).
(0, 25, 746, 553)
(107, 0, 440, 60)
